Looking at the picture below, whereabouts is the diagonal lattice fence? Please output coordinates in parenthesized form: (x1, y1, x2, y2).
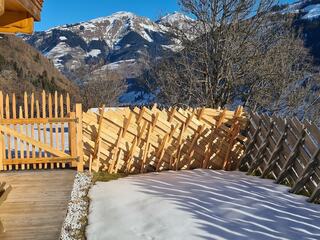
(82, 106, 248, 174)
(239, 111, 320, 203)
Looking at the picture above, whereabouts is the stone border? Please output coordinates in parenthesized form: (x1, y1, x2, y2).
(60, 171, 92, 240)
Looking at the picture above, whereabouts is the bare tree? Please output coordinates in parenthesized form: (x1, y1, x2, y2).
(149, 0, 319, 117)
(81, 70, 127, 110)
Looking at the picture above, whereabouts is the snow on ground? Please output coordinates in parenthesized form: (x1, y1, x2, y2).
(302, 4, 320, 20)
(86, 49, 101, 57)
(87, 170, 320, 240)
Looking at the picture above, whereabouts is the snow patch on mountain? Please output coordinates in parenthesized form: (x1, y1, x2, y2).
(86, 49, 101, 57)
(302, 4, 320, 20)
(282, 1, 320, 21)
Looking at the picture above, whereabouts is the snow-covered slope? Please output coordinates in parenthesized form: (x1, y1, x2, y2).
(24, 12, 189, 77)
(282, 0, 320, 20)
(23, 2, 320, 105)
(23, 11, 192, 103)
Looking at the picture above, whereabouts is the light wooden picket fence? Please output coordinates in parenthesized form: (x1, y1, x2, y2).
(82, 105, 248, 173)
(239, 111, 320, 203)
(0, 91, 84, 171)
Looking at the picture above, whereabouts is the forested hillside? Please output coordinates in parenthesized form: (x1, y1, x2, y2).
(0, 35, 78, 97)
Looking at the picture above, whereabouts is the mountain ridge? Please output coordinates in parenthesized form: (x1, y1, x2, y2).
(23, 2, 320, 104)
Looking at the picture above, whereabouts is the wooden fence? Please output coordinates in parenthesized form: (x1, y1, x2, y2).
(238, 111, 320, 203)
(82, 106, 247, 173)
(0, 91, 84, 171)
(0, 181, 11, 233)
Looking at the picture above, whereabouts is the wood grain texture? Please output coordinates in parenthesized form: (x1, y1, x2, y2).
(0, 91, 80, 171)
(239, 112, 320, 203)
(83, 106, 248, 173)
(0, 170, 75, 240)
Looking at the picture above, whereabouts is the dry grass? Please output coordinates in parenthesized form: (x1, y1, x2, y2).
(92, 172, 128, 183)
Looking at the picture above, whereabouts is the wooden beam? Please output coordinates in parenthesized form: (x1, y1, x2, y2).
(237, 117, 261, 170)
(247, 119, 274, 175)
(75, 104, 84, 172)
(290, 148, 320, 194)
(90, 105, 105, 173)
(3, 157, 76, 165)
(308, 184, 320, 203)
(275, 127, 306, 184)
(0, 124, 69, 157)
(261, 120, 288, 178)
(0, 0, 4, 17)
(0, 11, 33, 34)
(14, 0, 43, 20)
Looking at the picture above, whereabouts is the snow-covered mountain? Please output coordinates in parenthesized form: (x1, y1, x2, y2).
(23, 1, 320, 105)
(23, 11, 193, 104)
(24, 12, 189, 80)
(282, 0, 320, 20)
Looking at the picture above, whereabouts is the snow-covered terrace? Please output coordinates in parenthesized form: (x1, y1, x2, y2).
(87, 170, 320, 240)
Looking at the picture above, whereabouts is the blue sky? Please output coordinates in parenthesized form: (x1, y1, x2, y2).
(35, 0, 296, 31)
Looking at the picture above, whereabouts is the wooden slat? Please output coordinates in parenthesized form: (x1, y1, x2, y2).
(35, 100, 42, 169)
(75, 104, 84, 172)
(5, 95, 11, 166)
(60, 94, 65, 168)
(41, 90, 47, 162)
(0, 125, 69, 158)
(0, 92, 4, 171)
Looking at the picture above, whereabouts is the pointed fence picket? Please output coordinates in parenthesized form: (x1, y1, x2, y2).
(0, 91, 83, 171)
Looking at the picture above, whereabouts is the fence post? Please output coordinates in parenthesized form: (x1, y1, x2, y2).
(0, 91, 3, 171)
(75, 104, 84, 172)
(69, 112, 77, 168)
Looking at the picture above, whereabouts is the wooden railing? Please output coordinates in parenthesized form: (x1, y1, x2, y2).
(239, 111, 320, 203)
(0, 181, 12, 233)
(82, 106, 248, 173)
(0, 91, 83, 171)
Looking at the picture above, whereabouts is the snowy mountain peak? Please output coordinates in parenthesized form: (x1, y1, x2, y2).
(157, 12, 194, 26)
(281, 0, 320, 21)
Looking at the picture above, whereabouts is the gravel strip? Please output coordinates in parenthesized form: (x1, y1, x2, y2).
(60, 171, 92, 240)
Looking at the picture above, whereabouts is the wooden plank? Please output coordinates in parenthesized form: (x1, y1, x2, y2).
(12, 94, 18, 162)
(5, 95, 11, 166)
(18, 107, 25, 170)
(90, 105, 105, 173)
(140, 123, 152, 173)
(42, 90, 47, 162)
(0, 170, 75, 240)
(202, 109, 227, 169)
(276, 127, 306, 184)
(223, 106, 243, 170)
(3, 157, 76, 165)
(186, 125, 205, 169)
(35, 100, 42, 169)
(60, 94, 65, 168)
(261, 120, 288, 178)
(75, 104, 84, 172)
(290, 148, 320, 194)
(48, 93, 53, 168)
(0, 125, 69, 158)
(0, 118, 78, 125)
(69, 112, 77, 168)
(24, 92, 30, 169)
(109, 128, 123, 174)
(30, 93, 36, 164)
(0, 91, 4, 171)
(54, 91, 59, 168)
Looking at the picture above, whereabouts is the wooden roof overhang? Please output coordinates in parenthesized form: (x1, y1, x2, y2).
(0, 0, 43, 34)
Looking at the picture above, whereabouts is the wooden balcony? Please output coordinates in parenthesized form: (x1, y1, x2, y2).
(0, 0, 44, 34)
